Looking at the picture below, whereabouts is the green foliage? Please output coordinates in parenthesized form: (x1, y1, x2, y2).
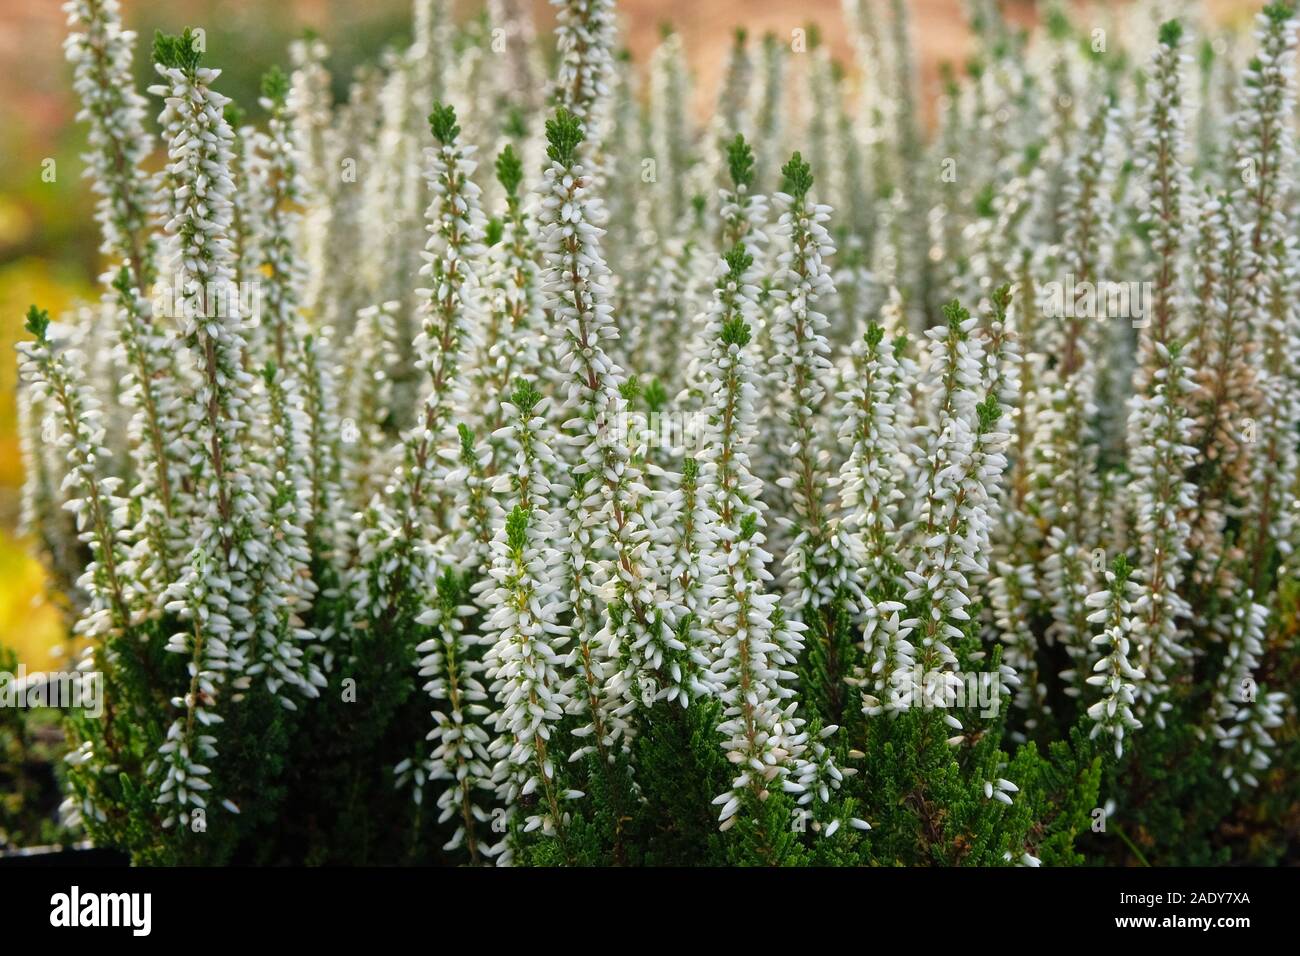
(260, 65, 290, 106)
(428, 102, 460, 145)
(23, 305, 49, 340)
(726, 134, 755, 189)
(546, 107, 584, 166)
(152, 28, 203, 72)
(780, 151, 814, 200)
(720, 316, 751, 347)
(495, 143, 524, 196)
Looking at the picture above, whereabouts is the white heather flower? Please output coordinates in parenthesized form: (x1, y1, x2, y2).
(768, 153, 862, 671)
(1208, 594, 1285, 793)
(1124, 344, 1197, 725)
(339, 301, 399, 508)
(550, 0, 616, 163)
(483, 506, 573, 846)
(647, 29, 693, 237)
(414, 569, 496, 861)
(902, 301, 998, 684)
(1085, 559, 1144, 759)
(697, 243, 808, 828)
(63, 0, 157, 283)
(1133, 20, 1192, 363)
(240, 364, 323, 708)
(539, 108, 674, 720)
(66, 0, 186, 597)
(250, 66, 308, 369)
(470, 145, 545, 442)
(835, 322, 906, 597)
(1185, 194, 1252, 617)
(16, 310, 135, 644)
(149, 30, 263, 827)
(654, 456, 720, 704)
(362, 103, 486, 623)
(680, 134, 769, 410)
(1230, 6, 1297, 594)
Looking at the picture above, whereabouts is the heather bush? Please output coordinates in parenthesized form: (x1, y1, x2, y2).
(8, 0, 1299, 865)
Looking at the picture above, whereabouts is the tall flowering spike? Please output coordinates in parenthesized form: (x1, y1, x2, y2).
(362, 101, 488, 625)
(1085, 556, 1144, 760)
(1124, 339, 1197, 727)
(835, 322, 906, 598)
(1031, 92, 1116, 685)
(1185, 193, 1254, 617)
(63, 0, 157, 287)
(110, 265, 186, 599)
(550, 0, 616, 163)
(66, 1, 185, 595)
(295, 330, 347, 584)
(899, 301, 1012, 732)
(1134, 19, 1192, 374)
(471, 145, 544, 441)
(769, 153, 859, 653)
(1208, 593, 1285, 793)
(648, 27, 693, 237)
(340, 301, 398, 508)
(1234, 5, 1299, 591)
(449, 423, 501, 577)
(252, 65, 308, 368)
(413, 568, 496, 862)
(245, 361, 324, 708)
(655, 455, 720, 704)
(373, 104, 496, 862)
(681, 134, 768, 407)
(484, 504, 574, 850)
(288, 32, 334, 322)
(149, 28, 262, 829)
(1234, 4, 1297, 308)
(17, 321, 129, 833)
(16, 308, 134, 643)
(698, 247, 807, 830)
(539, 108, 676, 722)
